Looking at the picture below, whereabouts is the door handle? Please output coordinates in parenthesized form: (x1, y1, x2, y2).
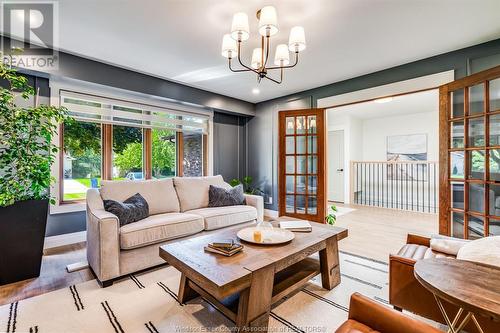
(337, 169, 344, 172)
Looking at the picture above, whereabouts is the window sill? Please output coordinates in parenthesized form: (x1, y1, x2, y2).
(50, 202, 86, 215)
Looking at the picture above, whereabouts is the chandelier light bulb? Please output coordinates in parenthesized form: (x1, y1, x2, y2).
(288, 26, 306, 52)
(258, 6, 278, 37)
(274, 44, 290, 66)
(221, 34, 238, 58)
(251, 48, 263, 69)
(231, 12, 250, 41)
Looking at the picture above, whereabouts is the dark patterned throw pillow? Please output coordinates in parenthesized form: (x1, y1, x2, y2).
(103, 193, 149, 226)
(208, 184, 246, 207)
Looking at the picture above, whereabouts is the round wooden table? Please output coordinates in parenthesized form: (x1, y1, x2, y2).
(414, 258, 500, 333)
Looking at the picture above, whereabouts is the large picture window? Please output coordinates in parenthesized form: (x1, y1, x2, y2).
(152, 129, 177, 178)
(59, 91, 209, 203)
(182, 132, 203, 177)
(62, 121, 102, 201)
(112, 125, 143, 180)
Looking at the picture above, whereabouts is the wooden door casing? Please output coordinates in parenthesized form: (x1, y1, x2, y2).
(278, 109, 327, 223)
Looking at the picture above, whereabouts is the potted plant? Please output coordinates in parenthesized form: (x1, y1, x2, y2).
(325, 204, 338, 225)
(0, 56, 68, 285)
(229, 176, 264, 195)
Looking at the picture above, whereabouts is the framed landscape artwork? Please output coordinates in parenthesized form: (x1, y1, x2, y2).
(386, 134, 427, 180)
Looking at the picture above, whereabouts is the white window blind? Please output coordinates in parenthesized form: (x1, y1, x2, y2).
(60, 90, 209, 134)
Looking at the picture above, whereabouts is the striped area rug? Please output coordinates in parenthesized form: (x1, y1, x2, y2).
(0, 252, 391, 333)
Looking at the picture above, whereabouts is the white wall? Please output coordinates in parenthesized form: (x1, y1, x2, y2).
(327, 112, 363, 203)
(327, 109, 438, 204)
(362, 111, 439, 162)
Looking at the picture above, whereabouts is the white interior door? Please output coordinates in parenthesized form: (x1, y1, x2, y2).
(328, 130, 345, 202)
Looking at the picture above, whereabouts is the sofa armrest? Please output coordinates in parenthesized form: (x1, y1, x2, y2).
(343, 293, 442, 333)
(86, 189, 120, 282)
(244, 194, 264, 222)
(407, 234, 431, 247)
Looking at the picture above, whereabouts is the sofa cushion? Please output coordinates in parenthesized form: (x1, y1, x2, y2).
(186, 205, 257, 230)
(173, 175, 230, 212)
(457, 236, 500, 267)
(103, 193, 149, 226)
(100, 179, 180, 215)
(208, 184, 246, 207)
(397, 244, 455, 260)
(119, 213, 203, 249)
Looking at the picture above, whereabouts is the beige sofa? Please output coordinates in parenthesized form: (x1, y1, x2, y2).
(86, 175, 263, 287)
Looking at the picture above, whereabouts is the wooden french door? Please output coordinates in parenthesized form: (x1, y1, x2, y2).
(279, 109, 326, 223)
(440, 65, 500, 238)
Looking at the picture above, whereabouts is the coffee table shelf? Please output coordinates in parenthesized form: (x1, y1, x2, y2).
(271, 257, 320, 303)
(187, 257, 321, 322)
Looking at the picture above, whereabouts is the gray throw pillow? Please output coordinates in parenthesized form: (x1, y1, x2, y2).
(103, 193, 149, 226)
(208, 184, 246, 207)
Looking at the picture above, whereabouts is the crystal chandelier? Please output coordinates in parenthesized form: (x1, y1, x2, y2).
(221, 6, 306, 84)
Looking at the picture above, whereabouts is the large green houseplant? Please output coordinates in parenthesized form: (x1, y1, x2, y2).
(0, 55, 68, 284)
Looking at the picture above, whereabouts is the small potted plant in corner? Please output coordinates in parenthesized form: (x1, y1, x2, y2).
(229, 176, 264, 196)
(0, 54, 68, 285)
(325, 204, 338, 225)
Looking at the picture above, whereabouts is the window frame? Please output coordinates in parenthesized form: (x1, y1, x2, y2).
(59, 121, 208, 205)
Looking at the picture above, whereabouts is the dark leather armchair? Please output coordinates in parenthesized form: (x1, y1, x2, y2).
(336, 292, 442, 333)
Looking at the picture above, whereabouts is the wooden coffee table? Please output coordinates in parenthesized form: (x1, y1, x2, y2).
(159, 221, 347, 331)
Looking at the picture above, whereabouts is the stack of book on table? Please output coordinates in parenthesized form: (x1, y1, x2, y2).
(204, 239, 243, 257)
(279, 220, 312, 232)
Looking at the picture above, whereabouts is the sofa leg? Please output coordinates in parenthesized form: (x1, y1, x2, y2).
(393, 306, 403, 312)
(98, 279, 113, 288)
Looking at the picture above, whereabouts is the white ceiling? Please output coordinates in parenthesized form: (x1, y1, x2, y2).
(8, 0, 500, 103)
(329, 89, 438, 120)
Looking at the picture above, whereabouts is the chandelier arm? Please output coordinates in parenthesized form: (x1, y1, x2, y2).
(236, 41, 260, 75)
(264, 67, 283, 84)
(263, 36, 270, 69)
(228, 58, 253, 73)
(266, 52, 299, 70)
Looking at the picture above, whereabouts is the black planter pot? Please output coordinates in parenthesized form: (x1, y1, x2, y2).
(0, 199, 48, 285)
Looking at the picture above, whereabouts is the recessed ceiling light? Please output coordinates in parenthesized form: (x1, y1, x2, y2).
(252, 88, 260, 94)
(374, 97, 393, 103)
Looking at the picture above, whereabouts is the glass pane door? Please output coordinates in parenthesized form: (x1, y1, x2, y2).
(441, 66, 500, 238)
(279, 109, 325, 222)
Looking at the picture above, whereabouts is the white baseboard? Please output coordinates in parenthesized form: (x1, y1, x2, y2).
(264, 209, 279, 218)
(44, 231, 86, 250)
(66, 261, 89, 273)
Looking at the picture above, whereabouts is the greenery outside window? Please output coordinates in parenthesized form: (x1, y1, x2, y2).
(62, 121, 102, 201)
(152, 129, 177, 178)
(112, 125, 143, 180)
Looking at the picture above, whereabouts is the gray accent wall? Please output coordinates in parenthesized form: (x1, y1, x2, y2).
(213, 112, 249, 182)
(248, 39, 500, 211)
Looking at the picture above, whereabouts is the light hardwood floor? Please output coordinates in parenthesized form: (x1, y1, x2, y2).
(0, 242, 92, 306)
(332, 202, 438, 262)
(0, 204, 437, 305)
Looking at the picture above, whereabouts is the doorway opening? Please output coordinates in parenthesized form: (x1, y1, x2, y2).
(328, 130, 345, 203)
(324, 89, 440, 259)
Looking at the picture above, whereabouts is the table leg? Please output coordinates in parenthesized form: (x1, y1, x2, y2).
(433, 294, 484, 333)
(235, 266, 274, 332)
(319, 237, 340, 290)
(178, 274, 199, 304)
(471, 314, 485, 333)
